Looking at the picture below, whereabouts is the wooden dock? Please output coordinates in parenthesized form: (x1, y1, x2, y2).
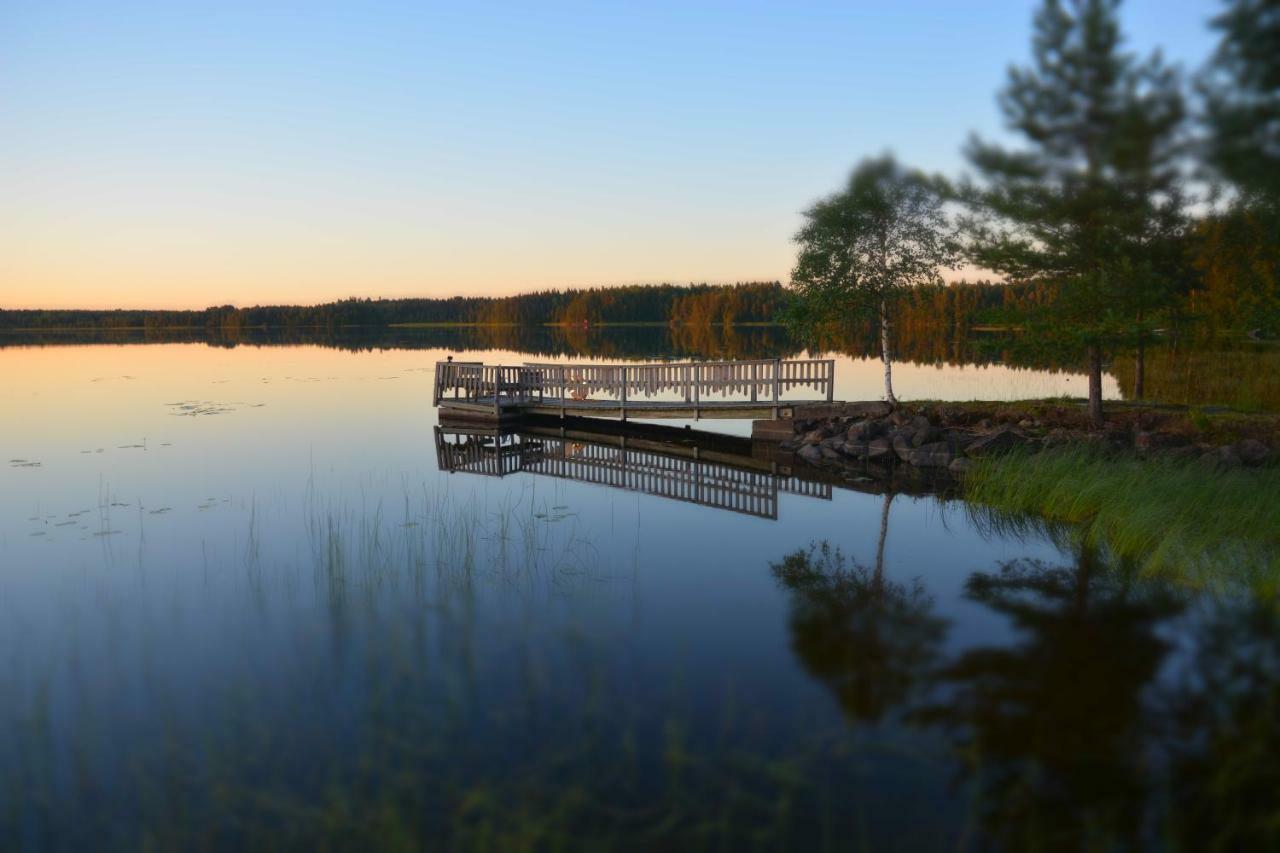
(432, 357, 836, 422)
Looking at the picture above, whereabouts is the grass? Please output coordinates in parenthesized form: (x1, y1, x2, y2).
(963, 446, 1280, 589)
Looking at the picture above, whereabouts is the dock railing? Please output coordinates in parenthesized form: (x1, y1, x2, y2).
(433, 357, 835, 414)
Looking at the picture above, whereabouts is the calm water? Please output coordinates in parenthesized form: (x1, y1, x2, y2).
(1, 332, 1275, 849)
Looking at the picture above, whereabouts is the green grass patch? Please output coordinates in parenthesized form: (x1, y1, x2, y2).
(963, 447, 1280, 590)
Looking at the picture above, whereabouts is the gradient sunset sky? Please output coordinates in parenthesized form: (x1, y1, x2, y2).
(2, 1, 1217, 310)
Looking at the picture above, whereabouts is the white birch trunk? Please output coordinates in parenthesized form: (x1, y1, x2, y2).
(879, 298, 896, 404)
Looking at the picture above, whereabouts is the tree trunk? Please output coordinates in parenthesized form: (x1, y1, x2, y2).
(1087, 345, 1104, 430)
(880, 299, 896, 405)
(1133, 337, 1145, 400)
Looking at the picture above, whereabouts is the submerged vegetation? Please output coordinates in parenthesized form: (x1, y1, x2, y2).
(963, 446, 1280, 586)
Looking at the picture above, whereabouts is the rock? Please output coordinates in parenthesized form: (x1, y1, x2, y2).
(820, 436, 844, 450)
(965, 425, 1025, 457)
(892, 434, 914, 462)
(846, 418, 886, 441)
(1134, 431, 1189, 452)
(948, 457, 972, 475)
(820, 444, 843, 460)
(973, 418, 994, 433)
(867, 437, 893, 461)
(841, 440, 867, 457)
(797, 444, 823, 464)
(909, 441, 954, 468)
(1236, 439, 1272, 467)
(1199, 445, 1242, 470)
(909, 414, 932, 432)
(1042, 428, 1073, 449)
(1160, 444, 1201, 461)
(911, 425, 943, 448)
(801, 428, 827, 445)
(1017, 418, 1034, 429)
(935, 406, 965, 425)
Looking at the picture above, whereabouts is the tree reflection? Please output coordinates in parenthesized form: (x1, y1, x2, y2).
(769, 503, 947, 722)
(1164, 597, 1280, 849)
(912, 548, 1184, 849)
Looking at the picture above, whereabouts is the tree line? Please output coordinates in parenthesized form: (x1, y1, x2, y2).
(0, 282, 788, 331)
(788, 0, 1279, 427)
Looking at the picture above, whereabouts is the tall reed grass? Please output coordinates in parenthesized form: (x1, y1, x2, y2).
(963, 447, 1280, 589)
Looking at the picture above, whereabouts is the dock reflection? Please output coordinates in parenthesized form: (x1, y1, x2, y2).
(433, 419, 833, 519)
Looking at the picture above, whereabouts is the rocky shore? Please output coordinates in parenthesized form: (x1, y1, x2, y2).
(780, 401, 1276, 478)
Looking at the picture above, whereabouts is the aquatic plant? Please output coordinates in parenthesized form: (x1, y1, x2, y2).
(963, 447, 1280, 589)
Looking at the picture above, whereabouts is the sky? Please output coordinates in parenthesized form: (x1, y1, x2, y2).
(1, 0, 1220, 310)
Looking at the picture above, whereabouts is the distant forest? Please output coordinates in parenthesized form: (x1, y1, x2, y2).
(2, 279, 1051, 333)
(1, 282, 783, 331)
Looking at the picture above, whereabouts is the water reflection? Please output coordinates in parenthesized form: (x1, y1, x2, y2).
(770, 535, 946, 723)
(434, 421, 838, 519)
(914, 549, 1184, 849)
(768, 537, 1280, 849)
(2, 338, 1278, 848)
(9, 325, 1276, 410)
(1163, 597, 1280, 847)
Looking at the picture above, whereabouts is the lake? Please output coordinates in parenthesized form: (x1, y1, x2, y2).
(1, 330, 1276, 849)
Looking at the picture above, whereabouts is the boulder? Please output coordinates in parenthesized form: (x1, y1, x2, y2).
(965, 425, 1025, 457)
(948, 457, 972, 475)
(1160, 444, 1201, 461)
(841, 440, 867, 457)
(820, 443, 843, 460)
(909, 414, 932, 432)
(1199, 445, 1242, 470)
(935, 406, 966, 425)
(909, 441, 955, 468)
(892, 434, 914, 462)
(797, 444, 823, 464)
(846, 418, 886, 441)
(1236, 439, 1272, 467)
(1134, 431, 1189, 452)
(911, 425, 943, 447)
(866, 437, 893, 461)
(800, 428, 827, 445)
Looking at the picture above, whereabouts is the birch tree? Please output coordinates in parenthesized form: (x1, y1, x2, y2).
(790, 156, 958, 404)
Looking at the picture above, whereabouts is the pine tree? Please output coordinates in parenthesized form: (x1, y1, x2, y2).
(963, 0, 1185, 425)
(1203, 0, 1280, 213)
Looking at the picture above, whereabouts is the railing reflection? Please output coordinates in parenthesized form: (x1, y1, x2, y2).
(434, 425, 833, 520)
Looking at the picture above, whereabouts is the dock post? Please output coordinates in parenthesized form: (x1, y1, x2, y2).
(620, 365, 627, 422)
(693, 363, 701, 420)
(772, 358, 781, 419)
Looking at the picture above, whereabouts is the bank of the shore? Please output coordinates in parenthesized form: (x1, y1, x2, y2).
(782, 399, 1280, 582)
(782, 399, 1278, 476)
